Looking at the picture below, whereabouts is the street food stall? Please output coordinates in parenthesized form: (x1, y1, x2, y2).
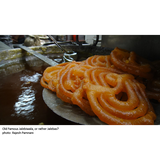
(0, 35, 160, 125)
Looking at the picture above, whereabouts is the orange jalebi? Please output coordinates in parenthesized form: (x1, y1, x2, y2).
(146, 77, 160, 103)
(40, 62, 68, 91)
(40, 47, 158, 125)
(83, 68, 156, 124)
(110, 47, 153, 79)
(55, 62, 80, 104)
(55, 62, 95, 116)
(83, 55, 114, 68)
(145, 60, 160, 102)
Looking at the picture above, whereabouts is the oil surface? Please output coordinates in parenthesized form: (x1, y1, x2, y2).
(0, 67, 77, 125)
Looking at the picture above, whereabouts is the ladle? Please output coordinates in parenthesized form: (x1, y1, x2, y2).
(13, 36, 77, 66)
(47, 35, 77, 62)
(14, 44, 59, 66)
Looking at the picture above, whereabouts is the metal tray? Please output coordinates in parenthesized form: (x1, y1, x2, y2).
(43, 88, 106, 125)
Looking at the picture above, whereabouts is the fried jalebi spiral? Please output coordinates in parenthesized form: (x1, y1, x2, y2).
(40, 62, 68, 91)
(83, 55, 114, 68)
(83, 68, 156, 125)
(40, 47, 158, 125)
(55, 62, 95, 116)
(54, 62, 80, 103)
(146, 78, 160, 103)
(146, 90, 160, 103)
(145, 60, 160, 103)
(110, 47, 153, 79)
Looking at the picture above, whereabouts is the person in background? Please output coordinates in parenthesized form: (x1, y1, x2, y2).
(11, 32, 25, 44)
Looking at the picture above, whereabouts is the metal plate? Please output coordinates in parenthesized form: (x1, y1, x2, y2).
(43, 88, 160, 125)
(42, 88, 106, 125)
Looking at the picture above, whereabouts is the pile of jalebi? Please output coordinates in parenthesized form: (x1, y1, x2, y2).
(40, 47, 159, 125)
(145, 60, 160, 103)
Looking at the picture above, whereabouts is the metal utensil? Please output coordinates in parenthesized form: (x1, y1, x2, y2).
(48, 35, 77, 62)
(14, 44, 58, 66)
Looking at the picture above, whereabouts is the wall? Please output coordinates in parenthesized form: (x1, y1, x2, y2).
(101, 32, 160, 60)
(85, 35, 102, 46)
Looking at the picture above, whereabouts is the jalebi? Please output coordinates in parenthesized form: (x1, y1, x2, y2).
(146, 60, 160, 102)
(56, 62, 95, 116)
(40, 62, 68, 91)
(146, 77, 160, 103)
(40, 47, 158, 125)
(110, 47, 153, 79)
(83, 69, 156, 124)
(83, 55, 114, 68)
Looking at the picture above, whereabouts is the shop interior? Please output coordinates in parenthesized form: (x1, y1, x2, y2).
(0, 35, 160, 125)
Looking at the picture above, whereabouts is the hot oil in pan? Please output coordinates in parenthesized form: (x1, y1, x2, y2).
(0, 66, 77, 125)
